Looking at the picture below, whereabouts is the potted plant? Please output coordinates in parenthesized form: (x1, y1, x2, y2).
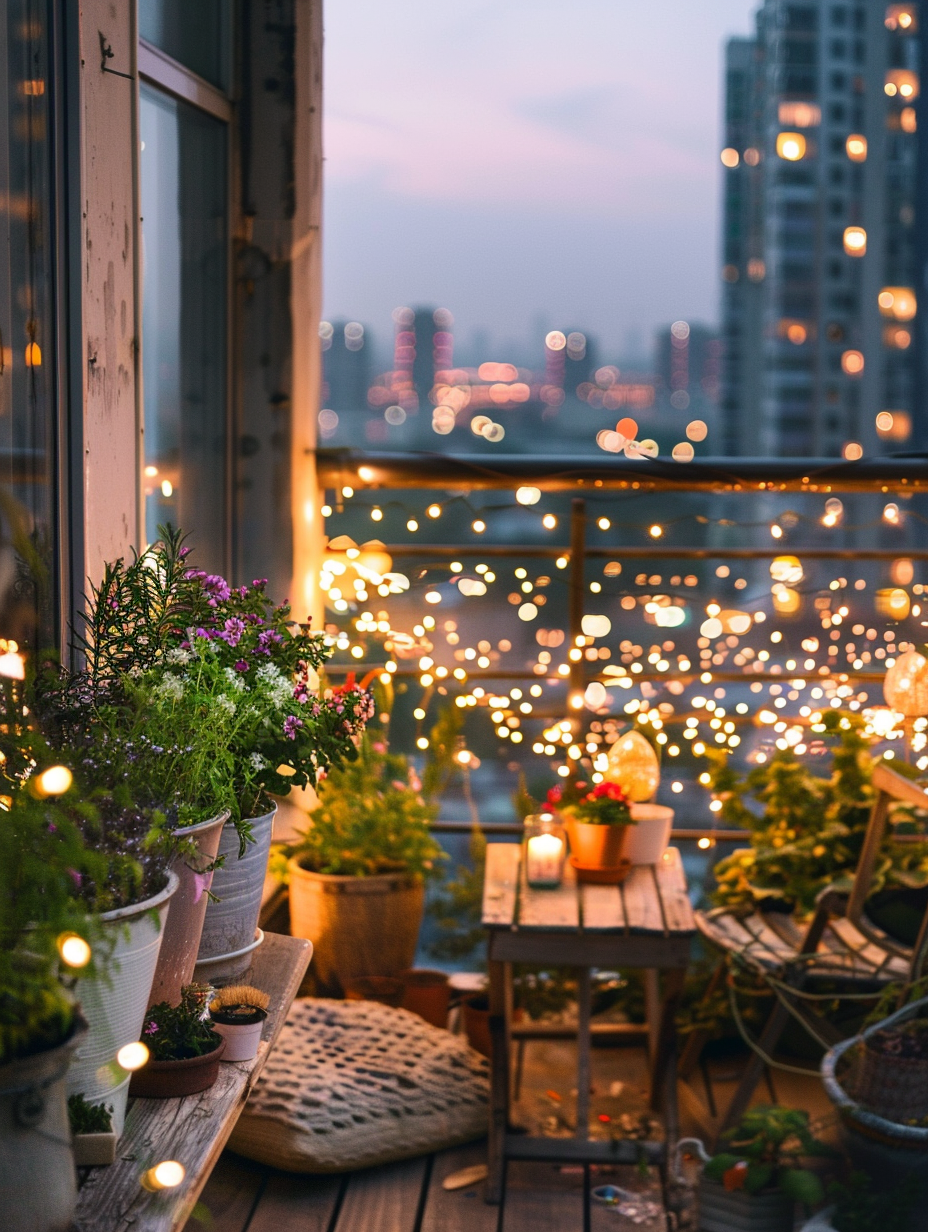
(0, 772, 101, 1230)
(208, 985, 270, 1061)
(279, 700, 445, 995)
(854, 1012, 928, 1123)
(699, 1106, 830, 1232)
(704, 711, 928, 917)
(68, 1094, 117, 1167)
(560, 781, 636, 881)
(129, 984, 225, 1098)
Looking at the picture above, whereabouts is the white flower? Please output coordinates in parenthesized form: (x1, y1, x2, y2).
(248, 752, 268, 771)
(256, 663, 294, 709)
(154, 675, 184, 702)
(215, 694, 236, 717)
(224, 666, 246, 692)
(166, 647, 192, 666)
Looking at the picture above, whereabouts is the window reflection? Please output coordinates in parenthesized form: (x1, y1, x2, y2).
(140, 85, 228, 571)
(138, 0, 230, 91)
(0, 0, 56, 650)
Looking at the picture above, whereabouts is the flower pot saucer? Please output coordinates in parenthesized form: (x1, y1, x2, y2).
(569, 855, 632, 885)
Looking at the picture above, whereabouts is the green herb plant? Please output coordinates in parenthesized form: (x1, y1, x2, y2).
(67, 1094, 113, 1135)
(704, 1105, 832, 1206)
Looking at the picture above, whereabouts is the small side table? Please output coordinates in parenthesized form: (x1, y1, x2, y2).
(481, 843, 695, 1203)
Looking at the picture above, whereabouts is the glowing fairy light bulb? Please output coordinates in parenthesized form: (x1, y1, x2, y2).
(142, 1161, 186, 1191)
(58, 933, 91, 968)
(117, 1041, 150, 1071)
(35, 765, 72, 797)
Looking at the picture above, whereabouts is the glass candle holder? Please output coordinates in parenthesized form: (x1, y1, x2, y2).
(523, 812, 567, 888)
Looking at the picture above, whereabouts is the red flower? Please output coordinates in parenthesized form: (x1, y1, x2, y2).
(587, 781, 629, 804)
(546, 785, 562, 805)
(722, 1161, 748, 1191)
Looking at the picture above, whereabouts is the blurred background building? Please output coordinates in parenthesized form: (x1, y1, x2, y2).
(719, 0, 920, 458)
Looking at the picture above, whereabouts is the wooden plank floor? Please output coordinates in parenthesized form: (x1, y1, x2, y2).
(191, 1142, 668, 1232)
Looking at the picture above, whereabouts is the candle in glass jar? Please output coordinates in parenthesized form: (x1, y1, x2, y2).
(526, 831, 565, 887)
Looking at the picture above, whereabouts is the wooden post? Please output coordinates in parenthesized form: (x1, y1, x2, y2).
(485, 957, 509, 1204)
(575, 966, 592, 1140)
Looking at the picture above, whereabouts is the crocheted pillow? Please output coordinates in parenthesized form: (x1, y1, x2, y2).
(228, 998, 489, 1173)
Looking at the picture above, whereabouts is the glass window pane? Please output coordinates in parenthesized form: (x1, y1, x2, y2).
(140, 85, 228, 572)
(0, 0, 57, 651)
(138, 0, 230, 92)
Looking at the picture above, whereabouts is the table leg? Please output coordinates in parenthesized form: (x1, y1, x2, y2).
(649, 967, 686, 1115)
(576, 967, 592, 1139)
(486, 957, 509, 1204)
(644, 969, 661, 1065)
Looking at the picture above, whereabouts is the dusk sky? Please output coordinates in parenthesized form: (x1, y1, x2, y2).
(322, 0, 757, 363)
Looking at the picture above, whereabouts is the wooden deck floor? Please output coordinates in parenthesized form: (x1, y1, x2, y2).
(193, 1140, 666, 1232)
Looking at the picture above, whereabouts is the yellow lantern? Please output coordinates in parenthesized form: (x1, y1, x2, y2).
(884, 649, 928, 716)
(875, 588, 911, 620)
(603, 731, 660, 802)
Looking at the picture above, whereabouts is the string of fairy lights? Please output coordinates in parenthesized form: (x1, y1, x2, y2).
(319, 480, 928, 803)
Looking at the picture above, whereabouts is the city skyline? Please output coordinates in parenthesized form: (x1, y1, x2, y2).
(322, 0, 756, 358)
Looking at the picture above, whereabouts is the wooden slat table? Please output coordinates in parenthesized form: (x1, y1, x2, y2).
(74, 932, 312, 1232)
(482, 843, 696, 1203)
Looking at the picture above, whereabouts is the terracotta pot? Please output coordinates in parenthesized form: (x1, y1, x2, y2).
(400, 969, 450, 1028)
(128, 1035, 225, 1099)
(567, 819, 630, 869)
(67, 873, 178, 1135)
(148, 812, 228, 1008)
(345, 976, 405, 1007)
(211, 1009, 267, 1062)
(463, 994, 492, 1058)
(0, 1019, 85, 1232)
(287, 857, 425, 995)
(197, 806, 276, 976)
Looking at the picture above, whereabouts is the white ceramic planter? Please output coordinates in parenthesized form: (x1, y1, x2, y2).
(72, 1131, 117, 1167)
(212, 1013, 266, 1062)
(66, 873, 177, 1135)
(196, 806, 276, 976)
(698, 1178, 794, 1232)
(194, 928, 264, 985)
(626, 804, 674, 864)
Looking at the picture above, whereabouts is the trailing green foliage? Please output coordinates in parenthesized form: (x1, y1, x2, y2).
(829, 1171, 924, 1232)
(0, 786, 106, 1064)
(67, 1094, 113, 1135)
(704, 1105, 833, 1205)
(706, 711, 928, 914)
(144, 984, 219, 1061)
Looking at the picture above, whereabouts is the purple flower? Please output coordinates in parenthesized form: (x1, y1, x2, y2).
(234, 660, 248, 672)
(67, 868, 82, 887)
(256, 629, 283, 655)
(252, 578, 268, 588)
(179, 546, 192, 558)
(144, 1020, 159, 1036)
(220, 617, 246, 647)
(283, 715, 304, 740)
(202, 574, 231, 605)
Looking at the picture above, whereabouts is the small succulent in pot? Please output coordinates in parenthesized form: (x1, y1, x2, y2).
(208, 984, 270, 1026)
(208, 984, 270, 1062)
(68, 1094, 117, 1166)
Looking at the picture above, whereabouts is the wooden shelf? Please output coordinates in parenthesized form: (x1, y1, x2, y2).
(74, 931, 311, 1232)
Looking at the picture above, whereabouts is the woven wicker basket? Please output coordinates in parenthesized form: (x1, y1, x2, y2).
(855, 1041, 928, 1122)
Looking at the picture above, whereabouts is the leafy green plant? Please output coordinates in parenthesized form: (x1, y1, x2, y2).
(829, 1170, 924, 1232)
(280, 727, 443, 878)
(706, 711, 928, 914)
(704, 1105, 832, 1205)
(143, 984, 220, 1061)
(67, 1094, 113, 1135)
(0, 784, 105, 1064)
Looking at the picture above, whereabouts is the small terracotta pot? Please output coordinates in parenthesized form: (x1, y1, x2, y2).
(128, 1035, 226, 1099)
(568, 820, 630, 869)
(344, 976, 405, 1007)
(462, 994, 492, 1057)
(400, 969, 450, 1028)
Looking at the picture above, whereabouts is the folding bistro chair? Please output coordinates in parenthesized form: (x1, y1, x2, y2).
(683, 761, 928, 1139)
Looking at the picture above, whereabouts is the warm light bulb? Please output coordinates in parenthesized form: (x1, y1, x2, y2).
(143, 1161, 186, 1191)
(370, 507, 383, 521)
(649, 525, 663, 538)
(427, 504, 441, 519)
(542, 514, 557, 529)
(36, 765, 72, 796)
(58, 933, 92, 968)
(117, 1041, 150, 1071)
(472, 519, 486, 533)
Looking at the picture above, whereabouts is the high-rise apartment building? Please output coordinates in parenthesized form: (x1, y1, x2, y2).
(720, 0, 919, 457)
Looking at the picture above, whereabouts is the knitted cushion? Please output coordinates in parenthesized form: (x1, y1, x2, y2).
(228, 997, 489, 1173)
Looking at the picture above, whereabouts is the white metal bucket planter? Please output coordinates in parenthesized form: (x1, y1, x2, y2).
(195, 806, 276, 981)
(66, 872, 177, 1135)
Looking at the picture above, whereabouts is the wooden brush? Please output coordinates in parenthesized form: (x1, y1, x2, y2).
(209, 984, 270, 1014)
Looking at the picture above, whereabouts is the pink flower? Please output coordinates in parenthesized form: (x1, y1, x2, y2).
(284, 715, 304, 740)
